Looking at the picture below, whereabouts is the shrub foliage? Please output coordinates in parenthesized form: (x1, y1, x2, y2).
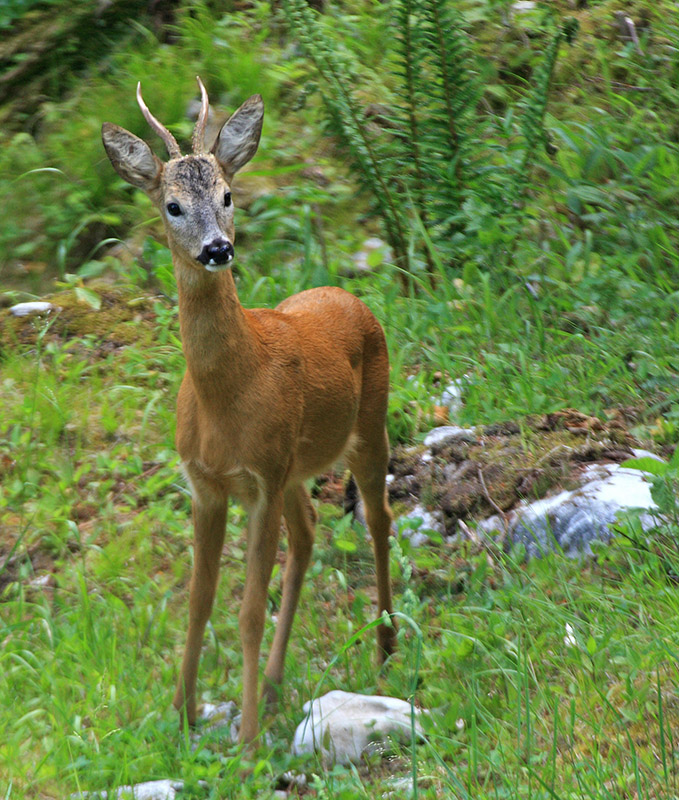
(283, 0, 577, 284)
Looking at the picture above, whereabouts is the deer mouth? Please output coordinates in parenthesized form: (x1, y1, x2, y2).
(204, 258, 233, 273)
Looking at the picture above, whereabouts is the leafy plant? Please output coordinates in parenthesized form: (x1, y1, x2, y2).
(623, 449, 679, 524)
(282, 0, 577, 284)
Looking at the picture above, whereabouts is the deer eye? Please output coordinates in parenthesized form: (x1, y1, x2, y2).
(167, 202, 182, 217)
(224, 192, 232, 208)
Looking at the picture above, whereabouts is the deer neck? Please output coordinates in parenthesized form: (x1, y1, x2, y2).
(175, 259, 261, 400)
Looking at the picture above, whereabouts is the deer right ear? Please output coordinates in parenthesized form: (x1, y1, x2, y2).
(102, 122, 162, 192)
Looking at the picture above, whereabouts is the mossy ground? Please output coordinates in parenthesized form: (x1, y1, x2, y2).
(0, 284, 158, 350)
(389, 408, 647, 533)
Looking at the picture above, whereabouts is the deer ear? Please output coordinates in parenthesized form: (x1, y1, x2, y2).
(102, 122, 162, 192)
(211, 95, 264, 181)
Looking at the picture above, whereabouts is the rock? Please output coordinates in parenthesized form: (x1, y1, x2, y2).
(300, 165, 330, 186)
(513, 1, 537, 10)
(292, 690, 424, 765)
(480, 463, 657, 559)
(399, 504, 445, 547)
(439, 378, 466, 421)
(71, 779, 207, 799)
(198, 701, 238, 739)
(10, 301, 54, 317)
(360, 492, 445, 547)
(194, 701, 274, 747)
(277, 772, 308, 792)
(383, 776, 416, 798)
(423, 426, 477, 448)
(350, 237, 391, 274)
(631, 448, 665, 462)
(28, 573, 55, 589)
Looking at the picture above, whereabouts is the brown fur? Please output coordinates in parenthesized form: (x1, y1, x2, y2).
(102, 82, 396, 743)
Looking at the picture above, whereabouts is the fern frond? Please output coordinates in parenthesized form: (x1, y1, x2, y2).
(282, 0, 411, 274)
(415, 0, 481, 232)
(514, 20, 577, 199)
(421, 0, 472, 163)
(391, 0, 436, 273)
(283, 0, 570, 285)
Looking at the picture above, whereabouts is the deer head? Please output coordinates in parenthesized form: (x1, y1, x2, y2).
(102, 77, 264, 271)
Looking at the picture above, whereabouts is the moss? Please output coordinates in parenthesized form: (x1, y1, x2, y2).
(389, 413, 640, 532)
(0, 284, 159, 354)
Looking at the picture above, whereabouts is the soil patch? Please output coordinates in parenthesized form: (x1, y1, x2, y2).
(0, 285, 160, 355)
(387, 408, 646, 536)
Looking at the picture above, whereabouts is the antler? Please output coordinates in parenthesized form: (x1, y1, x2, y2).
(136, 82, 182, 159)
(192, 76, 210, 154)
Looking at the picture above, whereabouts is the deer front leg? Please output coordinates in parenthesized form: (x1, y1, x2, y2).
(173, 496, 227, 726)
(238, 492, 283, 743)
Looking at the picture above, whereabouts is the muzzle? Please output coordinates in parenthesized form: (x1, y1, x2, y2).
(197, 239, 234, 271)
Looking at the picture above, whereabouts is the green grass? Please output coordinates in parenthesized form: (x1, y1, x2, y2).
(2, 267, 679, 798)
(4, 0, 679, 796)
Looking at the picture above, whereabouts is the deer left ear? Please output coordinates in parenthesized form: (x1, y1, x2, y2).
(212, 94, 264, 181)
(102, 122, 163, 193)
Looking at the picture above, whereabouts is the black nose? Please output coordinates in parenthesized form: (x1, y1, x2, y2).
(197, 239, 234, 266)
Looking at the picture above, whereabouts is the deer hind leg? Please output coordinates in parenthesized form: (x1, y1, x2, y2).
(262, 483, 316, 708)
(238, 491, 284, 743)
(347, 425, 397, 661)
(173, 496, 227, 726)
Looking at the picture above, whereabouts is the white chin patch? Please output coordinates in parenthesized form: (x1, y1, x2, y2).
(204, 256, 233, 273)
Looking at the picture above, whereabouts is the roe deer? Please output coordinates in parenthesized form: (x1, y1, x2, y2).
(102, 78, 396, 743)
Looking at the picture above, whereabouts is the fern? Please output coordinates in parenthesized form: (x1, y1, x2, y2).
(283, 1, 574, 287)
(513, 18, 579, 202)
(282, 0, 411, 277)
(392, 0, 428, 227)
(482, 18, 579, 275)
(388, 0, 481, 264)
(418, 0, 479, 213)
(390, 0, 438, 274)
(390, 0, 479, 224)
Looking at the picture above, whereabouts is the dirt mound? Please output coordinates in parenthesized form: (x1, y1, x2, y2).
(387, 409, 643, 536)
(0, 285, 160, 355)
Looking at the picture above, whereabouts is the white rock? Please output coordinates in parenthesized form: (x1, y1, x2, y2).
(28, 573, 52, 588)
(193, 701, 240, 743)
(71, 779, 204, 800)
(513, 1, 536, 10)
(10, 301, 53, 317)
(481, 462, 658, 558)
(351, 237, 391, 273)
(479, 513, 505, 534)
(383, 775, 416, 798)
(400, 504, 445, 546)
(200, 701, 237, 729)
(631, 448, 665, 462)
(363, 236, 388, 251)
(423, 426, 477, 448)
(440, 378, 467, 420)
(278, 771, 307, 791)
(564, 623, 577, 648)
(292, 690, 423, 765)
